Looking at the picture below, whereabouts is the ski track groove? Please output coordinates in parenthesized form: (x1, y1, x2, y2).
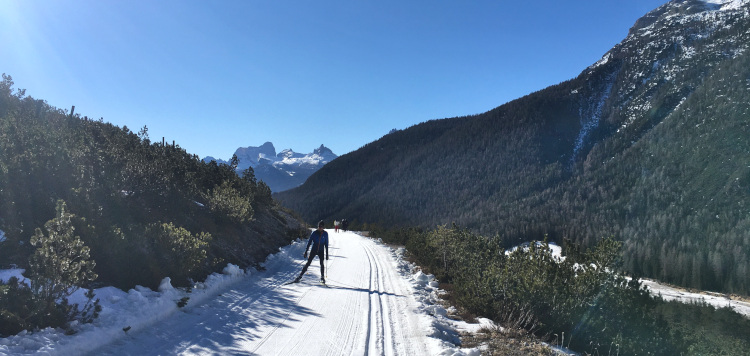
(362, 239, 376, 356)
(366, 238, 417, 356)
(371, 240, 394, 356)
(362, 238, 397, 356)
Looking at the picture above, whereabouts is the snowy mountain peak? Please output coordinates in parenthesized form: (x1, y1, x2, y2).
(234, 141, 277, 167)
(627, 0, 749, 37)
(202, 142, 338, 192)
(312, 144, 336, 160)
(277, 148, 302, 160)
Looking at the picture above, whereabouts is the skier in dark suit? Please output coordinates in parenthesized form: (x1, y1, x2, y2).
(295, 220, 329, 283)
(341, 219, 349, 232)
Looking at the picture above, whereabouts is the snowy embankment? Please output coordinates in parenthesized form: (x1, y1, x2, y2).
(640, 279, 750, 317)
(0, 264, 248, 355)
(0, 231, 484, 356)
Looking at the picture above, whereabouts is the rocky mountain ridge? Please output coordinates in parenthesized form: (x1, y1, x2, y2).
(204, 142, 337, 192)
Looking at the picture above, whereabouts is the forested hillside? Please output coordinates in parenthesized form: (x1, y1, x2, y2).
(0, 74, 305, 291)
(277, 0, 750, 294)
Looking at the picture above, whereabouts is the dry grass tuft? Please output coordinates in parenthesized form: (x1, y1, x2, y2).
(460, 327, 558, 356)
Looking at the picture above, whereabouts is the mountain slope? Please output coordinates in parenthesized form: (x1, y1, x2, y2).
(0, 76, 305, 290)
(277, 0, 750, 294)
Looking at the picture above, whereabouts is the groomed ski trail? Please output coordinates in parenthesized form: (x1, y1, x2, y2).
(90, 231, 446, 355)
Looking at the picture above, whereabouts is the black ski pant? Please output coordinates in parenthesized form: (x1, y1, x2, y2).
(300, 251, 325, 278)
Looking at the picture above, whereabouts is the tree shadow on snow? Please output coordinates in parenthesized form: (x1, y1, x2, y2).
(167, 281, 322, 355)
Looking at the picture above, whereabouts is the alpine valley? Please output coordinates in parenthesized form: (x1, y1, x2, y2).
(277, 0, 750, 295)
(203, 142, 337, 193)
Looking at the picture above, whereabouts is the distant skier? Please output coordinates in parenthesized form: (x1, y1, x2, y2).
(294, 220, 329, 283)
(334, 220, 340, 233)
(341, 219, 349, 232)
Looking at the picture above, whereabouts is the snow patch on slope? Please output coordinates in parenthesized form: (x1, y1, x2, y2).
(701, 0, 749, 10)
(0, 269, 25, 284)
(571, 70, 619, 163)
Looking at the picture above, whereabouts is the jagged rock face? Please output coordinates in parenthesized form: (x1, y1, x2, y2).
(203, 142, 338, 192)
(234, 142, 277, 170)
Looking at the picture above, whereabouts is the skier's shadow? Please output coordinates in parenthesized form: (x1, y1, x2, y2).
(325, 281, 404, 298)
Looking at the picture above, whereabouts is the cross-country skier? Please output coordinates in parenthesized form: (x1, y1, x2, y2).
(294, 220, 329, 283)
(341, 219, 349, 232)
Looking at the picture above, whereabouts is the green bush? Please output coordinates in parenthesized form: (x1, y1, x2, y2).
(203, 181, 254, 223)
(0, 277, 34, 336)
(376, 223, 750, 355)
(151, 222, 212, 281)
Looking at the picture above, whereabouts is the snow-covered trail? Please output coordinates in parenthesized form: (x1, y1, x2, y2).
(89, 231, 451, 355)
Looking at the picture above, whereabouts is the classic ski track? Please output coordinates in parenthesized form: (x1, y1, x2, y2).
(362, 238, 397, 356)
(365, 238, 421, 356)
(362, 239, 376, 356)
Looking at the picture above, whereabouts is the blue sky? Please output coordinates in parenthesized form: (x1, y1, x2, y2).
(1, 0, 667, 159)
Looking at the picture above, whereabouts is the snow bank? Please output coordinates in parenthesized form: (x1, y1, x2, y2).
(390, 247, 481, 356)
(0, 264, 249, 356)
(506, 241, 564, 260)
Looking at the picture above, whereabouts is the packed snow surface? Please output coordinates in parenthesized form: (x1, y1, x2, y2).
(0, 231, 481, 356)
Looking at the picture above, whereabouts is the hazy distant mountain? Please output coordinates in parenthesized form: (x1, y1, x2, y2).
(277, 0, 750, 294)
(203, 142, 337, 192)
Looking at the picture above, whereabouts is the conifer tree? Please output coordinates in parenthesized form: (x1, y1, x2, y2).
(29, 200, 98, 310)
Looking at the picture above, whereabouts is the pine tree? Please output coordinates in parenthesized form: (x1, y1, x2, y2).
(29, 200, 98, 313)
